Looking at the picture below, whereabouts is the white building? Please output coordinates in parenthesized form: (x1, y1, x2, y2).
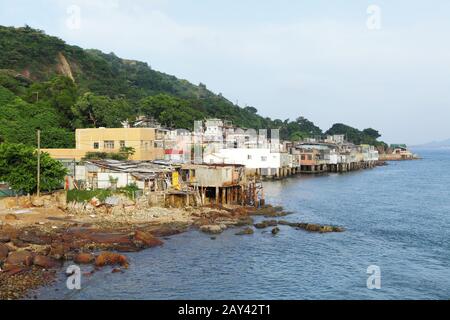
(164, 129, 193, 164)
(204, 148, 292, 177)
(325, 134, 345, 144)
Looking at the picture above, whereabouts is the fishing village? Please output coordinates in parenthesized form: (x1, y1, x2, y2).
(0, 118, 417, 299)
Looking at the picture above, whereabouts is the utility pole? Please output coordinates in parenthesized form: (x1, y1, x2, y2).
(37, 129, 41, 198)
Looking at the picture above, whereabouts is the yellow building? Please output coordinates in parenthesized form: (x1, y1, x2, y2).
(43, 128, 166, 161)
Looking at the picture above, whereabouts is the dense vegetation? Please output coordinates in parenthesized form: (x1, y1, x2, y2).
(0, 25, 386, 148)
(0, 143, 67, 193)
(326, 124, 386, 147)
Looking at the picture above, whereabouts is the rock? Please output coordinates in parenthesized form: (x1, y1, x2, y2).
(235, 227, 254, 236)
(49, 244, 66, 260)
(0, 224, 18, 239)
(6, 251, 34, 266)
(199, 225, 223, 234)
(18, 231, 52, 245)
(95, 252, 129, 268)
(0, 243, 9, 261)
(254, 223, 266, 229)
(111, 268, 123, 274)
(114, 245, 141, 253)
(12, 240, 29, 248)
(105, 196, 121, 206)
(74, 253, 95, 264)
(253, 205, 285, 217)
(150, 224, 188, 237)
(305, 224, 322, 232)
(31, 197, 45, 207)
(4, 214, 18, 221)
(232, 207, 249, 216)
(254, 220, 278, 229)
(90, 197, 101, 207)
(33, 255, 59, 269)
(235, 216, 254, 226)
(279, 221, 345, 233)
(332, 226, 345, 233)
(134, 231, 163, 248)
(87, 233, 133, 245)
(0, 233, 10, 243)
(271, 227, 280, 235)
(2, 265, 28, 276)
(319, 226, 334, 233)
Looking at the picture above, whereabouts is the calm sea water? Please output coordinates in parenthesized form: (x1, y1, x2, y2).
(36, 149, 450, 300)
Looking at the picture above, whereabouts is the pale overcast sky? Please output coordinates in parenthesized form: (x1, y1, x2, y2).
(1, 0, 449, 145)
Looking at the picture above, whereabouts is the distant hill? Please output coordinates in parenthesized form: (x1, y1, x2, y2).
(0, 25, 386, 149)
(413, 139, 450, 149)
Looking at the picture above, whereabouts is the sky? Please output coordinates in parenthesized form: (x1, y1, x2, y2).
(1, 0, 450, 145)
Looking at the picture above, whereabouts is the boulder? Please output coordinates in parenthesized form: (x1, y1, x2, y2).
(95, 252, 129, 268)
(0, 243, 9, 261)
(0, 233, 10, 243)
(33, 255, 59, 269)
(87, 233, 133, 245)
(214, 218, 239, 226)
(31, 197, 45, 207)
(199, 225, 223, 235)
(254, 220, 278, 229)
(4, 214, 18, 221)
(271, 227, 280, 235)
(235, 216, 254, 226)
(90, 197, 102, 207)
(6, 251, 34, 266)
(305, 224, 322, 232)
(134, 231, 163, 248)
(49, 244, 66, 260)
(0, 224, 18, 239)
(2, 265, 28, 275)
(74, 253, 95, 264)
(18, 231, 53, 245)
(235, 227, 254, 236)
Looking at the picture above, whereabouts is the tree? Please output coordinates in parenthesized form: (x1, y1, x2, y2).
(244, 106, 258, 114)
(139, 94, 206, 129)
(363, 128, 381, 139)
(0, 143, 67, 194)
(72, 92, 132, 128)
(326, 123, 387, 147)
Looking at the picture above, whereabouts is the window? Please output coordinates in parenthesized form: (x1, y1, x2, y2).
(261, 156, 267, 162)
(104, 141, 115, 149)
(307, 155, 313, 161)
(301, 155, 306, 160)
(93, 142, 99, 150)
(120, 141, 126, 148)
(247, 155, 252, 160)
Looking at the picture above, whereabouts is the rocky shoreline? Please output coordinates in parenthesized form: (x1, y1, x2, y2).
(0, 198, 345, 300)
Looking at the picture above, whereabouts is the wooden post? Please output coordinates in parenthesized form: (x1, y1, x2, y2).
(221, 187, 226, 204)
(215, 187, 219, 204)
(37, 129, 41, 198)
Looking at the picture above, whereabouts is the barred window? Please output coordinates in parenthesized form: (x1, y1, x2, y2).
(104, 141, 115, 149)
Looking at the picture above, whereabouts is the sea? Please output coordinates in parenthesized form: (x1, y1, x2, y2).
(35, 148, 450, 300)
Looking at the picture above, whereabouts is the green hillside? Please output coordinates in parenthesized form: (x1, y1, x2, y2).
(0, 25, 385, 148)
